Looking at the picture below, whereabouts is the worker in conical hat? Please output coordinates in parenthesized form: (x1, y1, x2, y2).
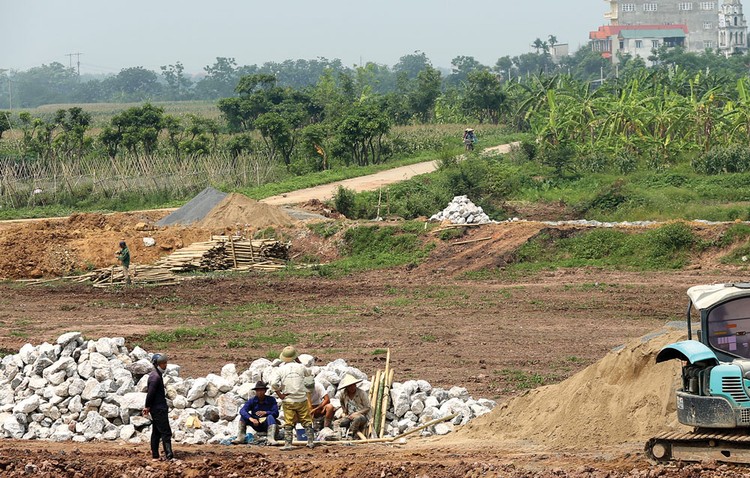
(336, 373, 371, 439)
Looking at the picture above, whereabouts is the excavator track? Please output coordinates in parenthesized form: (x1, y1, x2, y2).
(646, 430, 750, 464)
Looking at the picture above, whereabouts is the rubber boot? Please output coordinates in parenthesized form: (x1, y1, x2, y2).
(163, 439, 174, 460)
(305, 426, 316, 449)
(266, 424, 278, 445)
(280, 426, 294, 450)
(231, 421, 247, 445)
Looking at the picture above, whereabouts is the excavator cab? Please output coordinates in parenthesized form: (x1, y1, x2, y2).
(648, 283, 750, 463)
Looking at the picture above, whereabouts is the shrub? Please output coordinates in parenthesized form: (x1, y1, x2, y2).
(334, 185, 356, 218)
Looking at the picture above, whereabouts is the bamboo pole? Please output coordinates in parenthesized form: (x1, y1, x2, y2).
(451, 237, 493, 246)
(229, 235, 237, 269)
(367, 370, 382, 437)
(379, 367, 395, 438)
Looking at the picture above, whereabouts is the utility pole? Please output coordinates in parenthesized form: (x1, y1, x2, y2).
(65, 52, 83, 76)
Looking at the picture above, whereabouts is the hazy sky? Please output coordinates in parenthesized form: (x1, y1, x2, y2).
(3, 0, 605, 75)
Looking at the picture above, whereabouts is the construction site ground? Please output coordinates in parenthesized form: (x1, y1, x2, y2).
(2, 216, 750, 476)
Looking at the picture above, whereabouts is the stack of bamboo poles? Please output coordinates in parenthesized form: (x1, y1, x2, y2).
(212, 236, 291, 265)
(155, 241, 231, 272)
(367, 349, 395, 439)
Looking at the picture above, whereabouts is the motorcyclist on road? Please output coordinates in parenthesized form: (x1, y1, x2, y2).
(463, 128, 477, 151)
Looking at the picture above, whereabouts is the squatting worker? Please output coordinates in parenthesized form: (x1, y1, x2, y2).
(143, 353, 174, 461)
(116, 241, 131, 284)
(337, 373, 371, 439)
(232, 381, 280, 445)
(271, 346, 316, 449)
(309, 377, 335, 430)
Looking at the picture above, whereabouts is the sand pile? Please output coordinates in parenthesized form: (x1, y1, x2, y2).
(196, 193, 295, 230)
(453, 325, 689, 448)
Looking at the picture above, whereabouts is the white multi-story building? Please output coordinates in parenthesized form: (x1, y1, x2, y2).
(597, 0, 747, 57)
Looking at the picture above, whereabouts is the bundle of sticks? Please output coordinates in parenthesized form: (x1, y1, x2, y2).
(155, 241, 231, 272)
(75, 265, 184, 287)
(367, 349, 395, 439)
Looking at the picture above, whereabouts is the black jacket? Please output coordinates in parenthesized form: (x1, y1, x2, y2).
(145, 367, 168, 411)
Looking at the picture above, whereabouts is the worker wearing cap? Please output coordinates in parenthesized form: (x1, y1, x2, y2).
(270, 346, 315, 450)
(232, 381, 280, 445)
(336, 373, 371, 439)
(142, 353, 174, 461)
(115, 241, 131, 285)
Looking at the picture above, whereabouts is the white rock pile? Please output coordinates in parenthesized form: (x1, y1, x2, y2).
(0, 333, 495, 444)
(430, 196, 492, 224)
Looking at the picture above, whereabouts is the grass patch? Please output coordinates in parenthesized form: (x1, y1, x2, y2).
(143, 327, 216, 344)
(512, 222, 698, 271)
(304, 223, 435, 276)
(372, 349, 388, 355)
(227, 339, 247, 349)
(250, 331, 298, 345)
(420, 334, 437, 342)
(496, 369, 555, 390)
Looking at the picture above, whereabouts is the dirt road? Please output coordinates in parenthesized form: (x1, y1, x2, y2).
(261, 143, 517, 206)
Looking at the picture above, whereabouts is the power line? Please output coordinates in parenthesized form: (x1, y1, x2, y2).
(65, 52, 83, 76)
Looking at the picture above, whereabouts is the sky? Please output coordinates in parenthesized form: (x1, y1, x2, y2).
(2, 0, 605, 75)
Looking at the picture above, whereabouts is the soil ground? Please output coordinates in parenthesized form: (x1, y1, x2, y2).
(1, 261, 748, 476)
(2, 160, 750, 474)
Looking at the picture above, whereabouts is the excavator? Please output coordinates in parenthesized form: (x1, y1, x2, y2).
(647, 283, 750, 464)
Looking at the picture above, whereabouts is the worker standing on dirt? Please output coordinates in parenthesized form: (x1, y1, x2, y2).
(142, 353, 174, 461)
(270, 346, 316, 450)
(115, 241, 131, 285)
(232, 381, 280, 445)
(336, 373, 371, 439)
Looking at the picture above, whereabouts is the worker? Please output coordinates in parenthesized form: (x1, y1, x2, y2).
(232, 381, 280, 445)
(309, 378, 335, 431)
(270, 346, 316, 449)
(336, 373, 371, 439)
(115, 240, 131, 284)
(463, 128, 476, 151)
(142, 353, 174, 461)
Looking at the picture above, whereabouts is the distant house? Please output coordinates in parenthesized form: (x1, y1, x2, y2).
(590, 24, 688, 64)
(594, 0, 748, 60)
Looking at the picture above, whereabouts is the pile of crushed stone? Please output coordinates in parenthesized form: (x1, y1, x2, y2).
(450, 324, 688, 448)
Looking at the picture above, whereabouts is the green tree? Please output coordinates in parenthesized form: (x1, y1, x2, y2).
(106, 67, 161, 101)
(160, 61, 193, 100)
(100, 104, 165, 157)
(394, 51, 432, 80)
(407, 66, 442, 122)
(462, 70, 506, 124)
(0, 111, 10, 139)
(335, 102, 390, 166)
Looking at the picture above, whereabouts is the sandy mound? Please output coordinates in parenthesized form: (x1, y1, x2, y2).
(196, 193, 295, 230)
(452, 325, 689, 448)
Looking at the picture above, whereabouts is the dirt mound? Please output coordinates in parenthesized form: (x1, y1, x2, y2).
(196, 193, 295, 231)
(418, 222, 553, 276)
(450, 326, 688, 448)
(0, 212, 211, 279)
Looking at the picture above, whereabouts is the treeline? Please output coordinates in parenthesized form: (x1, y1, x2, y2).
(5, 43, 750, 109)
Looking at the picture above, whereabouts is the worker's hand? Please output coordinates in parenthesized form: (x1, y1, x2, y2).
(142, 407, 150, 417)
(257, 411, 266, 417)
(250, 418, 259, 426)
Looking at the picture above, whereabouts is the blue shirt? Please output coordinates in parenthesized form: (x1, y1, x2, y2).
(239, 395, 279, 422)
